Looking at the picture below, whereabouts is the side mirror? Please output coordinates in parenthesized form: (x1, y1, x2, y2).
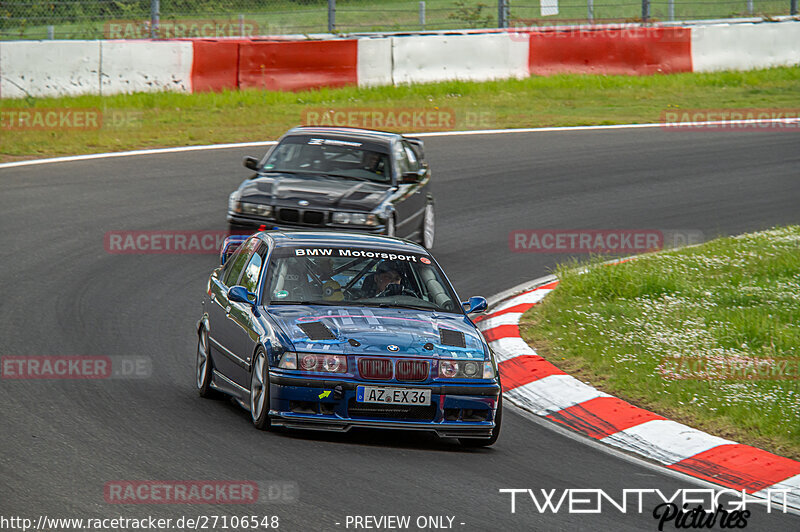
(401, 168, 426, 184)
(243, 156, 260, 171)
(462, 296, 488, 315)
(228, 285, 261, 317)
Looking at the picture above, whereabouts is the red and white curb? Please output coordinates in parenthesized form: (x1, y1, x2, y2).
(476, 276, 800, 509)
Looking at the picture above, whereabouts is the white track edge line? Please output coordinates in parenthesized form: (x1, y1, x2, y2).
(0, 141, 278, 169)
(3, 117, 798, 170)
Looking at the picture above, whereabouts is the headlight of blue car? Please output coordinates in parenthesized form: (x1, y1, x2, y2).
(439, 360, 495, 379)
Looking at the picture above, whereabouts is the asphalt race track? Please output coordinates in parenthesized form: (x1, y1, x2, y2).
(1, 128, 799, 531)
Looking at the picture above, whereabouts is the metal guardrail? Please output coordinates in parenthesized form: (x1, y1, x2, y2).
(1, 1, 797, 40)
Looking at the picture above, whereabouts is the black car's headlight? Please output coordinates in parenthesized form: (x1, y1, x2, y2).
(331, 212, 378, 226)
(439, 360, 495, 379)
(238, 202, 272, 217)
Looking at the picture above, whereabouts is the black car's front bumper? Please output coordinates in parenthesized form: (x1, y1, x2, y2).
(228, 212, 385, 234)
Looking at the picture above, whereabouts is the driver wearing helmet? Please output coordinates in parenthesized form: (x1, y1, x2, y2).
(361, 151, 385, 176)
(371, 261, 417, 298)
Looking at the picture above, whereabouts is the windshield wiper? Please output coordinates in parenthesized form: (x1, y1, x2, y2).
(322, 173, 375, 182)
(262, 169, 303, 175)
(369, 302, 438, 311)
(269, 300, 341, 306)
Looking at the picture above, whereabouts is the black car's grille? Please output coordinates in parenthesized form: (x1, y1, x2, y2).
(279, 208, 300, 223)
(275, 208, 326, 226)
(347, 399, 436, 421)
(302, 210, 325, 226)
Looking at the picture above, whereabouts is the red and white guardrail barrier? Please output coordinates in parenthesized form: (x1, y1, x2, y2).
(1, 21, 798, 99)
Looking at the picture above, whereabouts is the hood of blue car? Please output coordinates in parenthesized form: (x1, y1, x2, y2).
(267, 305, 486, 360)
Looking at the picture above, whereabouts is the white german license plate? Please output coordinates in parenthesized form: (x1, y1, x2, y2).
(356, 386, 431, 405)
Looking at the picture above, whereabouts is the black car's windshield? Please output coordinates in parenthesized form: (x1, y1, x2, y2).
(262, 136, 391, 184)
(263, 246, 461, 313)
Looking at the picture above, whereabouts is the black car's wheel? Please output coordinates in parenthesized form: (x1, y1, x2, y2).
(459, 394, 502, 447)
(421, 203, 435, 249)
(250, 349, 272, 430)
(196, 327, 217, 398)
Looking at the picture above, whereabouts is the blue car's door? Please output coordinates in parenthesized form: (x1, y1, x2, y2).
(208, 237, 262, 390)
(222, 241, 269, 388)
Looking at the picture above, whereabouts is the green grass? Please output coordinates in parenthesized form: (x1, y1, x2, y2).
(1, 0, 794, 40)
(520, 227, 800, 459)
(1, 66, 798, 162)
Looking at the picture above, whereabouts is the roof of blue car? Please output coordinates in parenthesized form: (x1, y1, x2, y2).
(261, 230, 427, 253)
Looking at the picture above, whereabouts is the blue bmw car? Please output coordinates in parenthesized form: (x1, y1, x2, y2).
(196, 231, 502, 446)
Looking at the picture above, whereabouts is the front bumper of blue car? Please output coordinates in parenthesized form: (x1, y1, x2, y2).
(268, 374, 501, 439)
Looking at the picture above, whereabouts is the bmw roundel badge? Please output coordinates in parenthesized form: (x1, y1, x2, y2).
(298, 200, 310, 206)
(387, 345, 399, 352)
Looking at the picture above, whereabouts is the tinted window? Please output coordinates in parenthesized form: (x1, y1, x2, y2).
(262, 136, 391, 183)
(241, 244, 266, 293)
(402, 142, 421, 172)
(223, 238, 258, 286)
(395, 143, 411, 176)
(263, 246, 460, 313)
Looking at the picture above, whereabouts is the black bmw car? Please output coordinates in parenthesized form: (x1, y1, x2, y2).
(228, 127, 435, 248)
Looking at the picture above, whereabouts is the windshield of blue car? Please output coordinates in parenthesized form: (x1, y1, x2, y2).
(261, 136, 391, 184)
(263, 247, 461, 313)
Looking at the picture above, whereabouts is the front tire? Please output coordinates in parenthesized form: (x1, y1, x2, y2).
(459, 394, 502, 447)
(250, 349, 271, 430)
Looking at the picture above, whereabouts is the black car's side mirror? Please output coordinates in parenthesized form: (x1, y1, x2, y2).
(401, 168, 426, 184)
(243, 156, 260, 171)
(462, 296, 488, 315)
(228, 285, 261, 317)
